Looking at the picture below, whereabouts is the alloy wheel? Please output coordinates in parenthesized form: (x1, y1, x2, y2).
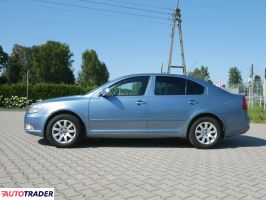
(195, 122, 217, 145)
(52, 120, 76, 144)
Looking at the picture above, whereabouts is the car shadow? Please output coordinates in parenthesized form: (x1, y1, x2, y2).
(38, 135, 266, 149)
(215, 135, 266, 149)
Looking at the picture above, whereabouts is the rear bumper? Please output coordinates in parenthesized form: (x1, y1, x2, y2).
(223, 113, 250, 137)
(24, 113, 49, 137)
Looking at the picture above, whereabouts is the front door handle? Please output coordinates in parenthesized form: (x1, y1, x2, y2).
(136, 100, 145, 105)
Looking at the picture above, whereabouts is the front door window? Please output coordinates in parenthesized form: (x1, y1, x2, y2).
(109, 76, 149, 96)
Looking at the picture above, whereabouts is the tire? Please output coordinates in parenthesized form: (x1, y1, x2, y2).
(46, 114, 83, 148)
(188, 117, 222, 149)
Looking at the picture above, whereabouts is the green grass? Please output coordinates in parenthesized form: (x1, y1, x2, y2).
(248, 106, 266, 123)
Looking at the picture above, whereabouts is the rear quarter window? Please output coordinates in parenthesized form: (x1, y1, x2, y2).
(186, 80, 205, 95)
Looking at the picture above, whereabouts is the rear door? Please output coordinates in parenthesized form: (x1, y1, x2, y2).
(147, 76, 205, 136)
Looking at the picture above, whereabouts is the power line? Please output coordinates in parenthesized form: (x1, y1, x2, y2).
(7, 0, 171, 25)
(30, 0, 171, 21)
(104, 0, 173, 11)
(78, 0, 171, 15)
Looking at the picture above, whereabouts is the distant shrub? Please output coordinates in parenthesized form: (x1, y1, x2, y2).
(248, 106, 266, 123)
(0, 95, 4, 108)
(1, 96, 33, 109)
(0, 83, 93, 102)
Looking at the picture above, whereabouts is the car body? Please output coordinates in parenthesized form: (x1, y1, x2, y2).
(24, 74, 249, 148)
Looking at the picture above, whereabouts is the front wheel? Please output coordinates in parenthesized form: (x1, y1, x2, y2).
(188, 117, 222, 149)
(46, 114, 83, 148)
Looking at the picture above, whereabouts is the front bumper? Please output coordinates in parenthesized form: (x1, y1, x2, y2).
(24, 112, 50, 137)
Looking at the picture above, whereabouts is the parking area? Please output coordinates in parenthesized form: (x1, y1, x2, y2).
(0, 111, 266, 199)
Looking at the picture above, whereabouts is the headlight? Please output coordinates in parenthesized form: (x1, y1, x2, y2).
(27, 104, 45, 113)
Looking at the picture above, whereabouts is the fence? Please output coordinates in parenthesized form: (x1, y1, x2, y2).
(225, 81, 265, 109)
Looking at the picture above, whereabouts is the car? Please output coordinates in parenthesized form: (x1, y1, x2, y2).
(24, 73, 249, 149)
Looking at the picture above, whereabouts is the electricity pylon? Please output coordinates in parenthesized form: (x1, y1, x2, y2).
(167, 4, 186, 75)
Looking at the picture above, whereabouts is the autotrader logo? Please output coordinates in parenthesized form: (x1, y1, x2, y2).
(0, 188, 54, 199)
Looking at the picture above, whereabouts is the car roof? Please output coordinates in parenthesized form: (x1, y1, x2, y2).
(119, 73, 211, 87)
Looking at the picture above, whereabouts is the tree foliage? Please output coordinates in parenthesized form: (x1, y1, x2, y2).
(0, 45, 8, 72)
(0, 45, 9, 83)
(30, 41, 75, 83)
(254, 75, 263, 95)
(189, 66, 212, 83)
(228, 67, 242, 86)
(78, 49, 109, 86)
(3, 44, 28, 83)
(1, 41, 75, 84)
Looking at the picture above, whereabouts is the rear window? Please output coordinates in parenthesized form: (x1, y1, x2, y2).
(186, 80, 205, 95)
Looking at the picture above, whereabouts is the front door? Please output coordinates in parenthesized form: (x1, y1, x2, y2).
(89, 76, 150, 137)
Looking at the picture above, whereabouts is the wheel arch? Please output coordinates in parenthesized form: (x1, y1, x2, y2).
(186, 113, 225, 139)
(43, 110, 86, 138)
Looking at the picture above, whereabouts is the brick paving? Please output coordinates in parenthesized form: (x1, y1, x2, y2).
(0, 111, 266, 199)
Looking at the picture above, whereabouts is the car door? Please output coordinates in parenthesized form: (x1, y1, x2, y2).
(89, 76, 150, 137)
(148, 76, 205, 136)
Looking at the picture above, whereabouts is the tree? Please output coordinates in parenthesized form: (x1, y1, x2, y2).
(78, 50, 109, 86)
(254, 75, 263, 96)
(228, 67, 242, 86)
(1, 44, 28, 83)
(0, 45, 8, 72)
(31, 41, 75, 84)
(189, 66, 212, 83)
(3, 41, 75, 84)
(0, 45, 9, 83)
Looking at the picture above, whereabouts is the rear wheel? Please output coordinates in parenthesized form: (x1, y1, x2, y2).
(188, 117, 222, 149)
(46, 114, 83, 148)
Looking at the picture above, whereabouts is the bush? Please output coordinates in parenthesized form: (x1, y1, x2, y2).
(0, 83, 93, 102)
(1, 96, 33, 109)
(248, 106, 266, 123)
(0, 95, 3, 108)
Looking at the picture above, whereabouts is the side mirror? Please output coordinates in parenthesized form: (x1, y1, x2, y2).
(100, 88, 111, 97)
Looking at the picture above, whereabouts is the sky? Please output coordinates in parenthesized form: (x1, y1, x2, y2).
(0, 0, 265, 84)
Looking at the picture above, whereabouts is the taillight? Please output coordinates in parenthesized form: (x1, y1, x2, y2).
(243, 96, 248, 110)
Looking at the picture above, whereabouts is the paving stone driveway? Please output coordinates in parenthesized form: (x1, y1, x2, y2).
(0, 111, 266, 200)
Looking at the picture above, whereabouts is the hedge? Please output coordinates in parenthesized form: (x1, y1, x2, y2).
(0, 83, 94, 102)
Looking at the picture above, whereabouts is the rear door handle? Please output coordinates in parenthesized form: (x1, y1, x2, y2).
(136, 100, 145, 105)
(188, 100, 198, 105)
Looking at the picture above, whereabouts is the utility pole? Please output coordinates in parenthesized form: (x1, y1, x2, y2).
(167, 10, 177, 74)
(263, 68, 266, 110)
(248, 64, 254, 108)
(167, 3, 186, 75)
(177, 7, 186, 75)
(23, 49, 29, 109)
(251, 64, 254, 108)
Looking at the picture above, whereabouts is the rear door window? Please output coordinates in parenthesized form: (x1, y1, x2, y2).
(155, 76, 186, 95)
